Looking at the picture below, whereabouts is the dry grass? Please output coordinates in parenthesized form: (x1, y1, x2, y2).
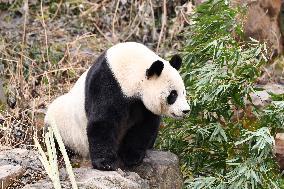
(0, 32, 99, 147)
(0, 0, 192, 148)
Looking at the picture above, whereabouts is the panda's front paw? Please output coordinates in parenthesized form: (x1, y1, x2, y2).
(92, 157, 119, 171)
(120, 149, 145, 168)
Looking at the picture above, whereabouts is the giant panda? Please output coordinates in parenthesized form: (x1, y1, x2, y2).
(44, 42, 190, 171)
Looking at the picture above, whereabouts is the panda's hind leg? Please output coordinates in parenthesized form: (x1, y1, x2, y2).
(53, 138, 78, 159)
(118, 114, 160, 168)
(43, 124, 77, 159)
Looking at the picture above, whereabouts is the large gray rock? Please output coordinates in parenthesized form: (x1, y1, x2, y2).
(130, 151, 183, 189)
(0, 148, 42, 169)
(23, 150, 183, 189)
(0, 164, 25, 188)
(0, 147, 44, 188)
(23, 168, 149, 189)
(263, 83, 284, 95)
(249, 90, 271, 108)
(274, 133, 284, 170)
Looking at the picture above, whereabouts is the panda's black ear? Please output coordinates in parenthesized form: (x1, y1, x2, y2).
(146, 60, 164, 78)
(169, 54, 182, 70)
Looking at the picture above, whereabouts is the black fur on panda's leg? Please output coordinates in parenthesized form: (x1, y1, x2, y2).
(119, 113, 160, 168)
(87, 120, 119, 171)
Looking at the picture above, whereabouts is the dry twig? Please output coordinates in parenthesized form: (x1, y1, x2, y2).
(40, 0, 50, 64)
(18, 0, 29, 103)
(112, 0, 120, 38)
(93, 21, 113, 44)
(51, 0, 63, 21)
(149, 0, 157, 41)
(156, 0, 167, 52)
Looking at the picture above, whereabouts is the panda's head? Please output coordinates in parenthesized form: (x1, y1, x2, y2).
(141, 55, 190, 119)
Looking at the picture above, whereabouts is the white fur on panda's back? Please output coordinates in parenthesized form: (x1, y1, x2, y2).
(44, 70, 89, 158)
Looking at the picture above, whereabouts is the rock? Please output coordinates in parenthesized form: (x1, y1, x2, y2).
(0, 148, 182, 188)
(0, 146, 11, 151)
(0, 148, 44, 188)
(75, 168, 149, 189)
(22, 180, 68, 189)
(249, 83, 284, 108)
(23, 150, 183, 189)
(274, 133, 284, 170)
(256, 58, 284, 85)
(0, 164, 25, 188)
(0, 148, 43, 172)
(129, 151, 183, 189)
(234, 0, 282, 56)
(249, 90, 271, 108)
(23, 169, 149, 189)
(194, 0, 206, 5)
(263, 83, 284, 94)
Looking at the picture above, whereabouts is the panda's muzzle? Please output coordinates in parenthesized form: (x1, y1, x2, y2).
(171, 108, 190, 119)
(182, 110, 190, 114)
(171, 112, 185, 119)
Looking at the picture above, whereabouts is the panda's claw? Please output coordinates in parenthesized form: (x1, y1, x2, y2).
(92, 157, 118, 171)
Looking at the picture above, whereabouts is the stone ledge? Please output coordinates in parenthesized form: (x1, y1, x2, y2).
(0, 164, 25, 188)
(0, 147, 44, 188)
(23, 150, 183, 189)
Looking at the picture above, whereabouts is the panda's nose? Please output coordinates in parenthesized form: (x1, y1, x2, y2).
(182, 110, 190, 114)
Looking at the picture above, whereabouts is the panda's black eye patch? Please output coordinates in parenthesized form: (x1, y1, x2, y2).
(167, 90, 178, 105)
